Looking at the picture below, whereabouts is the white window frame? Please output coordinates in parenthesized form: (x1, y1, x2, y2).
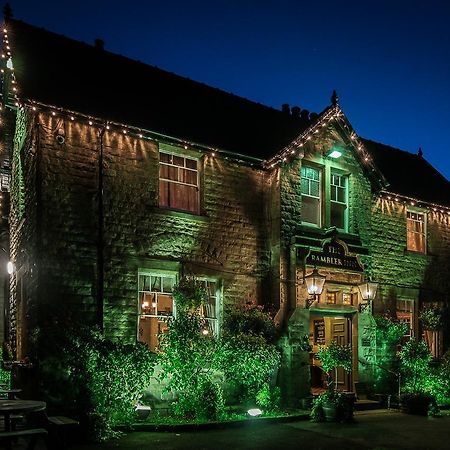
(301, 165, 322, 227)
(137, 271, 177, 351)
(196, 278, 221, 337)
(330, 172, 348, 231)
(159, 151, 200, 213)
(397, 299, 414, 338)
(406, 210, 426, 253)
(137, 273, 221, 350)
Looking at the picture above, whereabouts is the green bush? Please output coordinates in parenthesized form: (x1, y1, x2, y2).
(215, 333, 280, 404)
(39, 327, 156, 441)
(398, 339, 432, 394)
(223, 302, 277, 343)
(373, 316, 407, 395)
(256, 384, 281, 411)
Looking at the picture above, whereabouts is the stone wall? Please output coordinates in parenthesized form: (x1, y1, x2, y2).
(12, 108, 270, 347)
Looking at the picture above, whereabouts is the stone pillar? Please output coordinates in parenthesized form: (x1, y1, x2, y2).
(278, 307, 311, 407)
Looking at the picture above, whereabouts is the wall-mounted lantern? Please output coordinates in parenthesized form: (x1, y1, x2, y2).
(358, 279, 378, 313)
(304, 267, 326, 308)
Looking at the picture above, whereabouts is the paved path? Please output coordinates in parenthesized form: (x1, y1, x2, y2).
(12, 409, 450, 449)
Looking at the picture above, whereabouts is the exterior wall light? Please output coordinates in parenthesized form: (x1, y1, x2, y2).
(327, 149, 342, 159)
(247, 408, 262, 417)
(7, 261, 14, 275)
(358, 279, 378, 313)
(304, 267, 326, 308)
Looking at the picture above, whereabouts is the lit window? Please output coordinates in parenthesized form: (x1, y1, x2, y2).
(397, 299, 414, 338)
(159, 152, 199, 213)
(326, 291, 337, 304)
(301, 165, 321, 226)
(330, 173, 348, 231)
(342, 293, 354, 306)
(197, 279, 220, 336)
(137, 273, 176, 352)
(406, 211, 426, 253)
(137, 274, 220, 351)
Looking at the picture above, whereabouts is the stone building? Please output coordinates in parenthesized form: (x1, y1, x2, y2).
(1, 18, 449, 402)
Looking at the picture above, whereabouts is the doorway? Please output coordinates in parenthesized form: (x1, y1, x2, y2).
(310, 315, 353, 392)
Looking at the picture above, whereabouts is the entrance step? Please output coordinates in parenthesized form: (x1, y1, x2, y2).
(354, 399, 381, 411)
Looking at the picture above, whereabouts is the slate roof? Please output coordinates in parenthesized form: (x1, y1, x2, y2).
(4, 19, 450, 206)
(5, 18, 313, 160)
(363, 139, 450, 207)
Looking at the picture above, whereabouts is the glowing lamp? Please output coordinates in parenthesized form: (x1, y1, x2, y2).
(7, 261, 14, 275)
(305, 268, 326, 296)
(202, 329, 209, 336)
(304, 267, 326, 308)
(328, 150, 342, 159)
(358, 280, 378, 302)
(247, 408, 262, 417)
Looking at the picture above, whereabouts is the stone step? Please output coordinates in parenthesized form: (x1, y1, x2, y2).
(354, 399, 382, 411)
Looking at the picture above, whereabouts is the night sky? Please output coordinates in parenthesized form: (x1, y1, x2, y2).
(5, 0, 450, 180)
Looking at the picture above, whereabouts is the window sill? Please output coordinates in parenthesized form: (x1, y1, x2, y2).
(403, 249, 429, 257)
(152, 207, 209, 223)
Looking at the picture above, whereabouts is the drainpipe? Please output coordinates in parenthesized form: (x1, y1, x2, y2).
(97, 127, 105, 332)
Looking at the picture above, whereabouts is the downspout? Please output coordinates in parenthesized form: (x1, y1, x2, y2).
(97, 127, 105, 332)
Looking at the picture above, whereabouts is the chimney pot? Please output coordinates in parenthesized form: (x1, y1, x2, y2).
(94, 38, 105, 50)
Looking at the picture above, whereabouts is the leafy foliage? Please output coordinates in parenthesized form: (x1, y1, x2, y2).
(215, 333, 280, 404)
(419, 306, 444, 331)
(256, 384, 281, 411)
(310, 390, 346, 422)
(39, 326, 156, 441)
(223, 301, 277, 343)
(316, 341, 352, 373)
(172, 277, 207, 312)
(398, 339, 432, 394)
(373, 316, 407, 395)
(375, 316, 408, 344)
(316, 341, 352, 391)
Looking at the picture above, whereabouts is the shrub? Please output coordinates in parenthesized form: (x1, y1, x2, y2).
(400, 392, 435, 415)
(373, 316, 407, 395)
(215, 333, 280, 404)
(39, 327, 156, 441)
(419, 306, 444, 331)
(398, 339, 432, 394)
(223, 301, 277, 343)
(256, 384, 281, 411)
(316, 341, 352, 390)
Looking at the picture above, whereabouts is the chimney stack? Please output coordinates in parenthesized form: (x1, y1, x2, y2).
(94, 38, 105, 50)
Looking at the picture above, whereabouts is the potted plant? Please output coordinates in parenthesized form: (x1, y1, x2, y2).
(311, 341, 353, 422)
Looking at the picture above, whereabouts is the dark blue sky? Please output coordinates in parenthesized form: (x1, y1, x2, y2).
(7, 0, 450, 180)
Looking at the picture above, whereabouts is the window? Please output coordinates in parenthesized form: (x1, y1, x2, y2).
(137, 273, 176, 352)
(326, 291, 337, 304)
(137, 273, 220, 351)
(159, 152, 199, 213)
(330, 173, 348, 231)
(406, 211, 426, 253)
(397, 299, 414, 338)
(301, 166, 321, 226)
(342, 293, 354, 306)
(197, 279, 220, 336)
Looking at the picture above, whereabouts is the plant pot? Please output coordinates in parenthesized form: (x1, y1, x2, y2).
(322, 401, 338, 422)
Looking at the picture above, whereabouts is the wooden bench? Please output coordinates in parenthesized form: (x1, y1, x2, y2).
(0, 428, 47, 450)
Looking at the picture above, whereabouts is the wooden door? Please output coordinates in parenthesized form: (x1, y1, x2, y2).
(331, 318, 350, 390)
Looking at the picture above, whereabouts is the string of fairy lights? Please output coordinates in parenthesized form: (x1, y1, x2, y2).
(1, 23, 450, 220)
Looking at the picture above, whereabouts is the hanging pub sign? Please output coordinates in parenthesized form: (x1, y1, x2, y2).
(300, 238, 364, 272)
